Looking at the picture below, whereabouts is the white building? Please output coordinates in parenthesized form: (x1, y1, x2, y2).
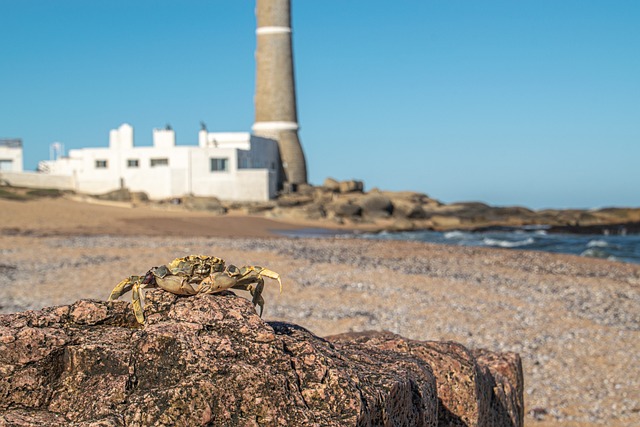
(0, 139, 23, 172)
(37, 124, 280, 201)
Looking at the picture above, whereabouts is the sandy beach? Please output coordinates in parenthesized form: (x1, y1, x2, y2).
(1, 197, 639, 426)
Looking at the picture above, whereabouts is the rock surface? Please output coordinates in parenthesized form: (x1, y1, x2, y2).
(180, 195, 227, 214)
(0, 291, 523, 426)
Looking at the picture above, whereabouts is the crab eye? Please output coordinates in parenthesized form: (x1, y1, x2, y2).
(226, 265, 240, 277)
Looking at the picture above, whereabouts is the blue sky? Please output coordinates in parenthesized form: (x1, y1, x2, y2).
(1, 1, 638, 209)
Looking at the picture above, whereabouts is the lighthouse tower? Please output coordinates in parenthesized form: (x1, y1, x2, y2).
(253, 0, 308, 188)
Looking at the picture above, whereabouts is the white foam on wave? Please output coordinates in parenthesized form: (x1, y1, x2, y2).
(586, 239, 609, 248)
(444, 231, 466, 239)
(580, 248, 609, 259)
(482, 237, 534, 248)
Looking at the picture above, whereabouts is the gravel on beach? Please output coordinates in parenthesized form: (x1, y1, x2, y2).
(1, 231, 639, 426)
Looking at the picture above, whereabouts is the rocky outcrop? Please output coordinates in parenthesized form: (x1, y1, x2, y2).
(338, 180, 364, 194)
(49, 178, 639, 233)
(358, 194, 394, 219)
(268, 186, 640, 233)
(0, 291, 523, 427)
(4, 181, 640, 234)
(94, 188, 149, 204)
(328, 332, 524, 427)
(328, 201, 362, 218)
(322, 178, 364, 194)
(181, 195, 227, 214)
(322, 177, 341, 192)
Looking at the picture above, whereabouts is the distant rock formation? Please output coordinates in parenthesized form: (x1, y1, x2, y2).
(0, 290, 523, 426)
(13, 175, 633, 234)
(258, 180, 640, 233)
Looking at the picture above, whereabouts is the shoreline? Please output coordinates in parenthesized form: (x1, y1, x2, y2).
(3, 197, 638, 268)
(3, 184, 640, 239)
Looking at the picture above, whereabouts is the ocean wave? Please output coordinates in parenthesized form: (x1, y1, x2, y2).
(580, 248, 610, 259)
(355, 229, 639, 265)
(444, 231, 466, 239)
(482, 237, 534, 248)
(586, 239, 609, 248)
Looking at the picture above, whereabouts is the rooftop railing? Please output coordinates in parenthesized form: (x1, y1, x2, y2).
(0, 139, 22, 148)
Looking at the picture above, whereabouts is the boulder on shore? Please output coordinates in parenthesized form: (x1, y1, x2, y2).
(322, 178, 364, 194)
(181, 195, 227, 214)
(359, 194, 395, 219)
(0, 290, 523, 426)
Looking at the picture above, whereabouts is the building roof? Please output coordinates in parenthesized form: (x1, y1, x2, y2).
(0, 139, 22, 148)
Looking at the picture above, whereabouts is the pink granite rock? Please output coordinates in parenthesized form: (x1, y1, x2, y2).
(0, 290, 522, 426)
(328, 331, 524, 427)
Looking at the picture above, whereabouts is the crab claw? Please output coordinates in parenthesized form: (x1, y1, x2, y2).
(109, 276, 140, 301)
(252, 266, 282, 293)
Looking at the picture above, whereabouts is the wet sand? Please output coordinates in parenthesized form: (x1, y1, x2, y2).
(1, 197, 639, 426)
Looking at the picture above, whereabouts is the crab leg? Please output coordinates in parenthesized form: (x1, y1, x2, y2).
(109, 276, 140, 301)
(240, 266, 282, 293)
(250, 279, 265, 316)
(131, 281, 145, 324)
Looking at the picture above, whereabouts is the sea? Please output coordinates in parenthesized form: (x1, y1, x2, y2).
(282, 227, 640, 265)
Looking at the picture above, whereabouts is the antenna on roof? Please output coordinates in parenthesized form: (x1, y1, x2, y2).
(50, 142, 64, 160)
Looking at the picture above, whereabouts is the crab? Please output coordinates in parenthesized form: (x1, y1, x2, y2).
(108, 255, 282, 323)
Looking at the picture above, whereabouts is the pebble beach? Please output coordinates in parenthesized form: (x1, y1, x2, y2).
(1, 198, 639, 426)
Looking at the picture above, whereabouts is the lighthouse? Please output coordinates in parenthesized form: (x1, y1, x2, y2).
(253, 0, 308, 188)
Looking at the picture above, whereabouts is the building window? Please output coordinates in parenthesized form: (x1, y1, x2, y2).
(210, 158, 228, 172)
(127, 159, 139, 168)
(0, 159, 13, 171)
(150, 158, 169, 167)
(95, 160, 108, 169)
(239, 157, 250, 169)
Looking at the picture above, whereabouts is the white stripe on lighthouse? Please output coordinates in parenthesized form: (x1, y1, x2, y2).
(256, 26, 292, 35)
(252, 121, 299, 131)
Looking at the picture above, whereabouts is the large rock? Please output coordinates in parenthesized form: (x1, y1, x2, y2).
(473, 349, 525, 427)
(0, 291, 523, 426)
(93, 188, 148, 203)
(273, 203, 326, 221)
(181, 195, 227, 214)
(430, 215, 463, 229)
(358, 194, 394, 218)
(393, 203, 429, 220)
(321, 178, 364, 194)
(327, 201, 363, 218)
(329, 332, 524, 427)
(322, 177, 341, 192)
(338, 180, 364, 194)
